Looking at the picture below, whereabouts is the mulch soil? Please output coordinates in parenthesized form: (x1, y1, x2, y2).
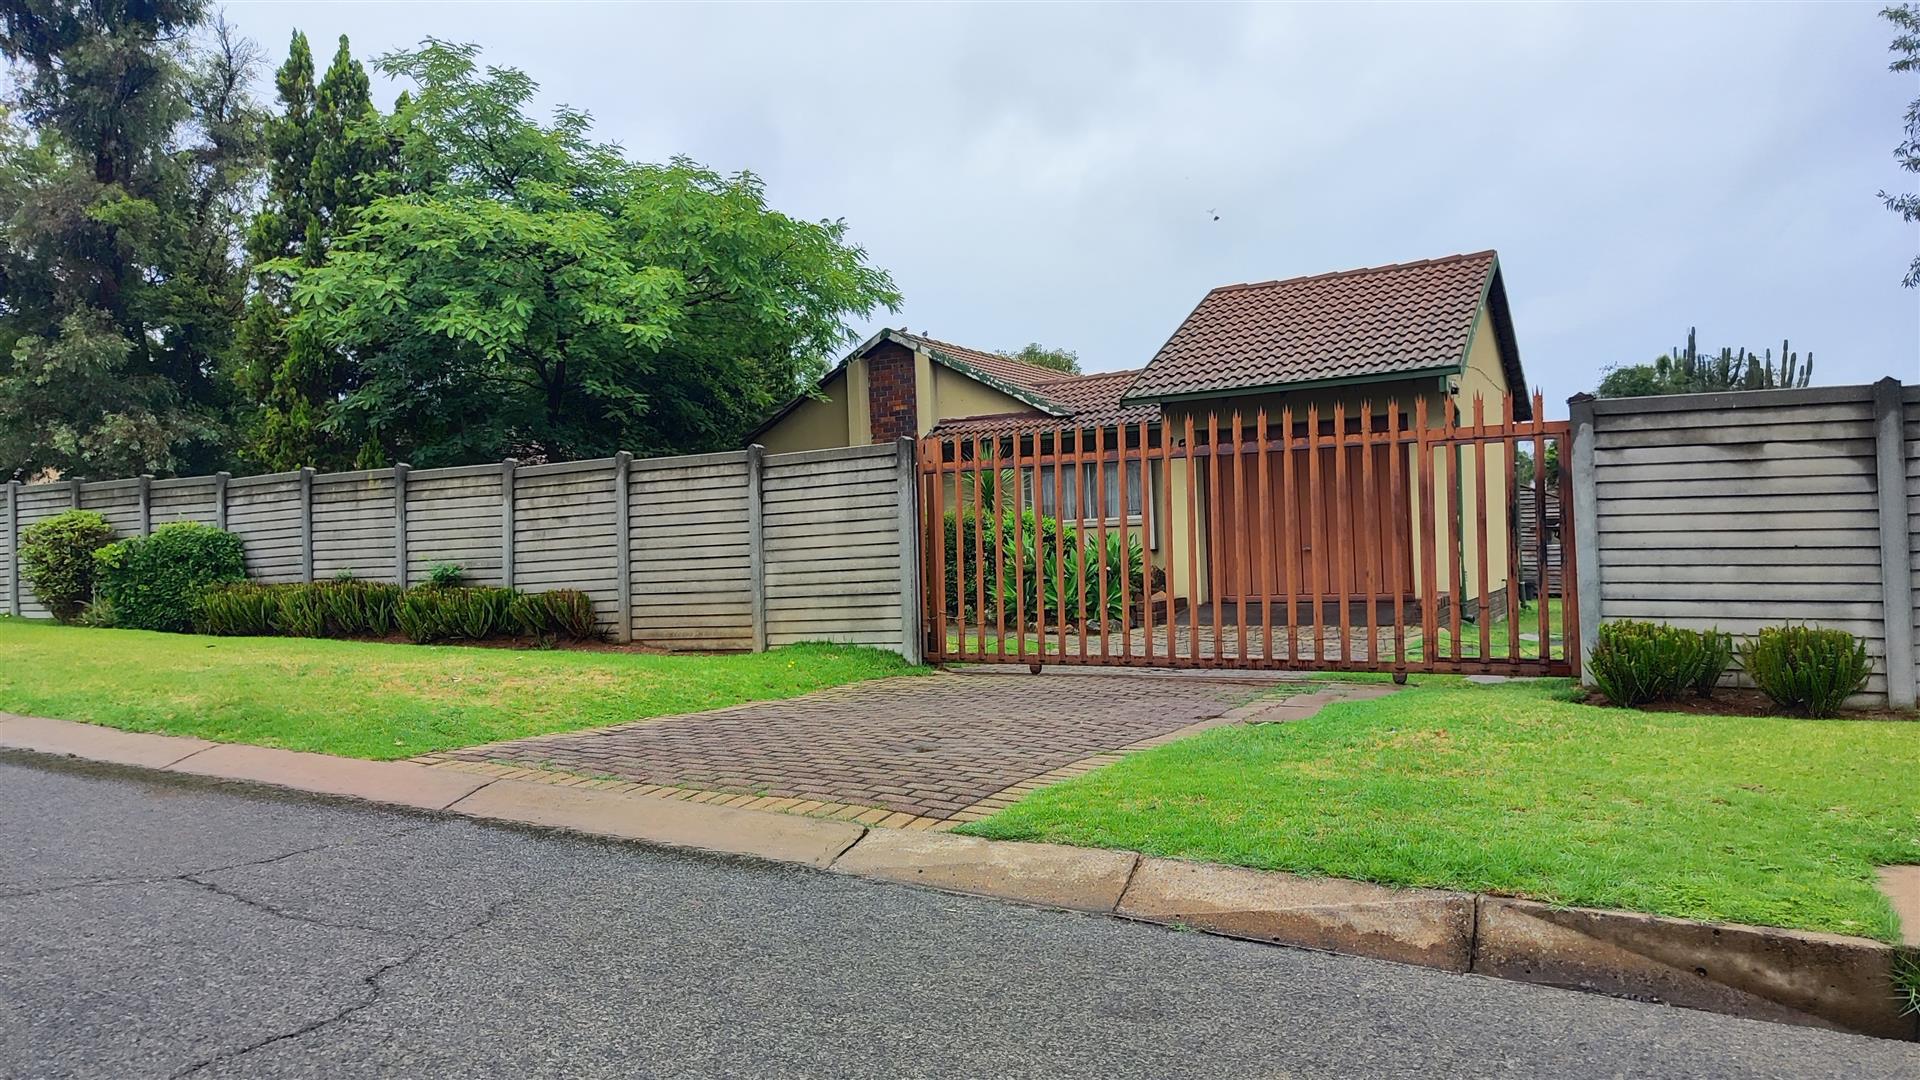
(1579, 687, 1914, 722)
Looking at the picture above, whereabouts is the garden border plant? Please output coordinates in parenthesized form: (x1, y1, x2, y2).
(197, 576, 603, 647)
(17, 509, 116, 623)
(1591, 617, 1877, 718)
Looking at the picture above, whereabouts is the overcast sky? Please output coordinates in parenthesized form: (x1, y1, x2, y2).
(226, 1, 1918, 414)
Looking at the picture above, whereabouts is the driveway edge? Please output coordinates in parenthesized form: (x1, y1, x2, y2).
(2, 711, 1914, 1042)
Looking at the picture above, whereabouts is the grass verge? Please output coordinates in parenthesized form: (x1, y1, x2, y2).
(0, 619, 921, 760)
(958, 678, 1920, 941)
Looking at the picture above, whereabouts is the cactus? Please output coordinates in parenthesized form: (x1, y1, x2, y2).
(1662, 327, 1812, 392)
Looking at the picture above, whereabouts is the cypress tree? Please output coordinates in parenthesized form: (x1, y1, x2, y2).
(236, 32, 392, 471)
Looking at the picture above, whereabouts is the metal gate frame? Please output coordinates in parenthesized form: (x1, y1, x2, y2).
(918, 391, 1578, 677)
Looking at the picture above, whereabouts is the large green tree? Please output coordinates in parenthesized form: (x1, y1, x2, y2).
(1883, 4, 1920, 287)
(285, 41, 900, 466)
(234, 31, 393, 471)
(0, 3, 263, 479)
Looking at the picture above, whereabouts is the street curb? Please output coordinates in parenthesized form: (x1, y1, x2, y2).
(2, 712, 1914, 1041)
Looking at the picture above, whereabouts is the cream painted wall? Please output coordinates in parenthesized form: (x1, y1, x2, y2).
(1449, 305, 1516, 607)
(756, 369, 852, 455)
(755, 347, 1045, 454)
(925, 363, 1037, 428)
(846, 357, 871, 445)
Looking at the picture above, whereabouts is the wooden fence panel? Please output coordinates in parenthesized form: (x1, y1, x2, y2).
(516, 459, 622, 633)
(225, 473, 305, 584)
(1906, 387, 1920, 707)
(150, 477, 219, 527)
(630, 451, 755, 650)
(78, 480, 143, 536)
(12, 484, 70, 618)
(1577, 384, 1912, 706)
(405, 466, 505, 587)
(8, 444, 920, 659)
(763, 443, 905, 648)
(312, 471, 397, 583)
(1, 484, 13, 616)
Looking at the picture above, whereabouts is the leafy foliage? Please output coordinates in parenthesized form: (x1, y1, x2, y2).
(0, 23, 901, 481)
(284, 41, 901, 466)
(1588, 619, 1725, 707)
(426, 562, 465, 588)
(18, 509, 114, 621)
(92, 523, 245, 631)
(508, 588, 600, 643)
(397, 585, 515, 643)
(1512, 441, 1560, 486)
(997, 343, 1080, 374)
(196, 583, 281, 636)
(316, 579, 402, 635)
(1596, 328, 1812, 399)
(1692, 629, 1734, 697)
(0, 6, 264, 478)
(940, 508, 1149, 629)
(1738, 625, 1874, 719)
(234, 31, 395, 471)
(1883, 4, 1920, 287)
(274, 582, 328, 637)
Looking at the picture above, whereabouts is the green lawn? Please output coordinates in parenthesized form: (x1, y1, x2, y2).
(960, 679, 1920, 941)
(0, 619, 921, 760)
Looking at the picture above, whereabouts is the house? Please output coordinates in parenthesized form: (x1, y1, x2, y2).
(750, 249, 1528, 623)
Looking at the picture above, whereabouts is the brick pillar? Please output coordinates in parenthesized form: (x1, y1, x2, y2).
(866, 340, 919, 443)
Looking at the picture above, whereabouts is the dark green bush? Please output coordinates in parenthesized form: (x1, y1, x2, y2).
(426, 563, 465, 589)
(1589, 619, 1708, 707)
(1738, 625, 1873, 718)
(92, 523, 246, 632)
(444, 587, 515, 640)
(275, 585, 328, 638)
(396, 589, 445, 643)
(509, 589, 600, 643)
(1692, 629, 1734, 697)
(940, 508, 1148, 628)
(199, 579, 587, 648)
(197, 584, 280, 636)
(395, 586, 515, 643)
(317, 580, 402, 636)
(19, 509, 115, 622)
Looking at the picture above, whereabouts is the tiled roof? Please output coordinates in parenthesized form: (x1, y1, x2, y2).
(894, 332, 1066, 394)
(930, 369, 1161, 438)
(1123, 251, 1503, 404)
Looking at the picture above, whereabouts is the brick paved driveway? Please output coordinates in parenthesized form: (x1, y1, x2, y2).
(433, 674, 1260, 821)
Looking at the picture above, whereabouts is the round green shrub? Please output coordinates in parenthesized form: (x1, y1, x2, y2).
(1588, 619, 1709, 707)
(93, 523, 248, 632)
(1737, 625, 1874, 718)
(19, 509, 115, 623)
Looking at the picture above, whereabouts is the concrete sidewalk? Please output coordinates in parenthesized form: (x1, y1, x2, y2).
(1, 709, 1914, 1042)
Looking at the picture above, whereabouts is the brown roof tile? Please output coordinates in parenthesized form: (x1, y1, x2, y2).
(1123, 251, 1503, 404)
(895, 332, 1067, 393)
(930, 369, 1160, 438)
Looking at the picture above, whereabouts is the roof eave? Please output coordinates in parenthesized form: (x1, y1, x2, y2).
(916, 344, 1073, 417)
(1120, 364, 1463, 408)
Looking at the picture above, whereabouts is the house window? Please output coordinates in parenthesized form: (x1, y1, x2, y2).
(1028, 460, 1146, 524)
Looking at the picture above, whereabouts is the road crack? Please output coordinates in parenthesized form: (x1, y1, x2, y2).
(0, 823, 433, 902)
(166, 895, 523, 1079)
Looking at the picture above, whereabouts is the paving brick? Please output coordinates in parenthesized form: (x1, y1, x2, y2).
(436, 673, 1249, 820)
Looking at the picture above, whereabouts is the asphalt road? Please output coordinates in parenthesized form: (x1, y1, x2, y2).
(3, 754, 1917, 1080)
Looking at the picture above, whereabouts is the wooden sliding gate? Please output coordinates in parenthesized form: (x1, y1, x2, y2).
(918, 392, 1578, 677)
